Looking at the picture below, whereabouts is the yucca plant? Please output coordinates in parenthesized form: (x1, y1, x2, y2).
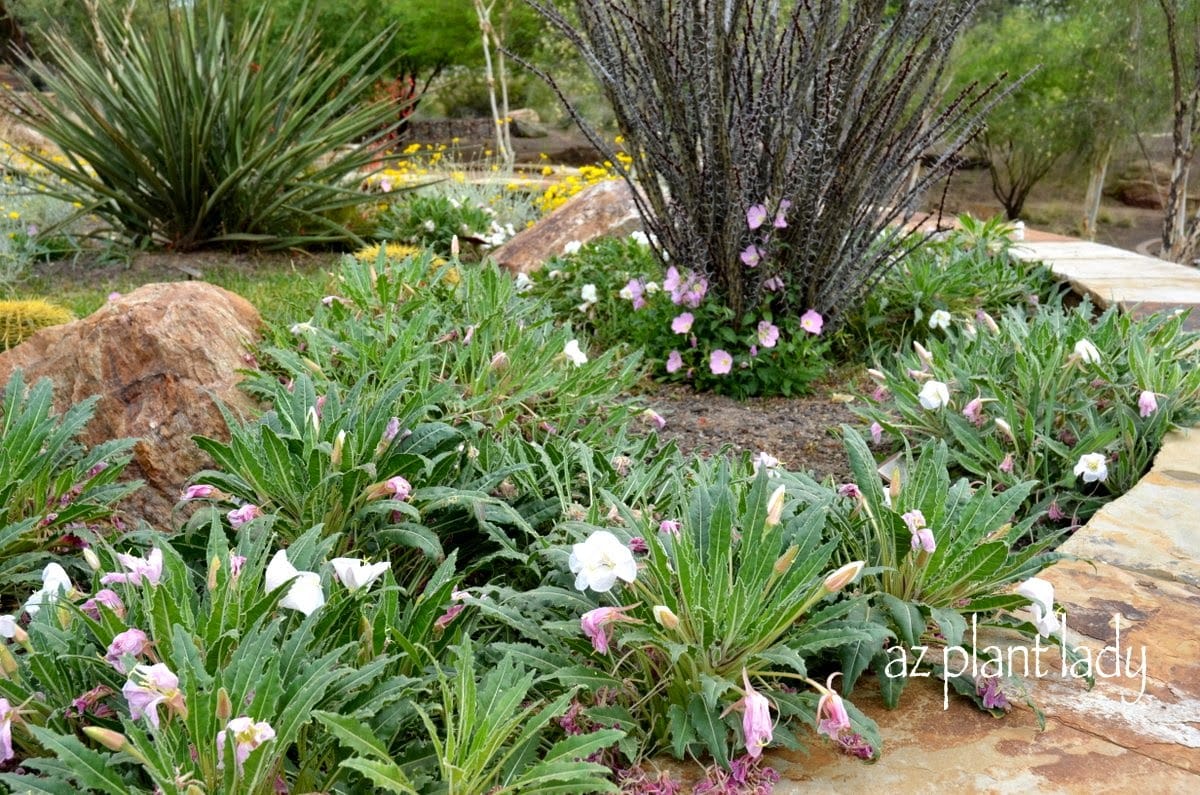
(3, 0, 403, 250)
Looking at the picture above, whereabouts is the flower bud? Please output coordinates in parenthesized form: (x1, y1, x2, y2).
(866, 368, 887, 383)
(207, 555, 221, 591)
(83, 547, 102, 572)
(84, 726, 130, 753)
(773, 544, 799, 574)
(451, 234, 460, 258)
(216, 687, 232, 722)
(331, 430, 346, 467)
(995, 417, 1014, 442)
(823, 561, 865, 593)
(978, 310, 1000, 335)
(765, 485, 786, 527)
(913, 341, 934, 369)
(306, 405, 320, 435)
(490, 351, 510, 373)
(652, 605, 680, 630)
(0, 643, 18, 675)
(301, 357, 325, 378)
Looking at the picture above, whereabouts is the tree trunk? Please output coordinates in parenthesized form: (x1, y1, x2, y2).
(1080, 143, 1112, 240)
(1157, 0, 1200, 263)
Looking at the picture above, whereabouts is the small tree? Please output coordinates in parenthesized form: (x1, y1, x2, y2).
(517, 0, 1011, 327)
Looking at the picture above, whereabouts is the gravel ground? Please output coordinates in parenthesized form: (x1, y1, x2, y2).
(639, 381, 864, 483)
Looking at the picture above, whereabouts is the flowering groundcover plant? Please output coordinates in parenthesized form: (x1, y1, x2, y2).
(857, 299, 1200, 527)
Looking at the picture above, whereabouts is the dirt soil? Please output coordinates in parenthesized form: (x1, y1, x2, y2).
(639, 382, 862, 484)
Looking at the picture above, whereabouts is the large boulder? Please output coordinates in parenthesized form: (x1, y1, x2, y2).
(493, 180, 643, 274)
(0, 282, 261, 528)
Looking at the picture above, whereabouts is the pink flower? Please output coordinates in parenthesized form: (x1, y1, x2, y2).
(816, 675, 851, 741)
(641, 409, 667, 430)
(757, 321, 780, 348)
(217, 716, 276, 772)
(107, 291, 121, 302)
(710, 349, 733, 375)
(1000, 453, 1014, 473)
(659, 519, 681, 537)
(100, 548, 164, 587)
(434, 602, 465, 631)
(1138, 390, 1158, 417)
(962, 397, 986, 427)
(181, 484, 216, 500)
(382, 476, 412, 500)
(227, 504, 260, 529)
(580, 605, 636, 654)
(81, 589, 125, 620)
(122, 663, 185, 729)
(1047, 500, 1066, 521)
(837, 483, 862, 499)
(0, 698, 14, 764)
(663, 266, 682, 293)
(746, 204, 768, 230)
(737, 670, 773, 758)
(671, 313, 694, 334)
(763, 276, 784, 292)
(628, 537, 649, 554)
(106, 628, 151, 673)
(666, 351, 683, 373)
(901, 510, 926, 533)
(773, 200, 791, 229)
(384, 416, 401, 442)
(869, 422, 883, 444)
(229, 554, 247, 579)
(977, 677, 1010, 710)
(799, 309, 823, 335)
(740, 245, 763, 267)
(911, 527, 936, 553)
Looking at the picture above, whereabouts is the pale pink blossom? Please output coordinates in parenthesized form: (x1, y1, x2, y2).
(181, 484, 216, 500)
(736, 670, 773, 758)
(710, 349, 733, 375)
(81, 589, 125, 620)
(227, 504, 260, 529)
(0, 698, 14, 764)
(671, 313, 694, 334)
(122, 663, 185, 729)
(816, 674, 851, 741)
(799, 309, 823, 335)
(382, 476, 412, 500)
(746, 204, 768, 230)
(106, 628, 151, 673)
(962, 397, 986, 427)
(757, 321, 780, 348)
(911, 527, 936, 553)
(1138, 390, 1158, 417)
(580, 605, 636, 654)
(659, 519, 681, 537)
(217, 716, 275, 771)
(100, 548, 164, 587)
(641, 409, 667, 430)
(999, 453, 1014, 473)
(869, 422, 883, 444)
(740, 245, 763, 267)
(666, 351, 683, 373)
(773, 200, 791, 228)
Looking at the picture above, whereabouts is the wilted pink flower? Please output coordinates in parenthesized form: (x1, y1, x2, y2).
(181, 484, 216, 501)
(872, 386, 890, 401)
(816, 675, 851, 741)
(229, 554, 247, 579)
(977, 677, 1010, 710)
(999, 453, 1014, 473)
(671, 313, 694, 334)
(1047, 500, 1066, 521)
(666, 350, 683, 373)
(101, 548, 164, 587)
(641, 409, 667, 430)
(773, 200, 791, 229)
(217, 716, 276, 772)
(659, 519, 682, 537)
(963, 397, 986, 427)
(757, 321, 780, 348)
(106, 628, 151, 673)
(580, 605, 636, 654)
(837, 483, 862, 500)
(66, 685, 115, 719)
(737, 670, 773, 758)
(870, 422, 883, 444)
(901, 510, 926, 533)
(710, 349, 733, 375)
(911, 527, 936, 553)
(0, 698, 14, 764)
(384, 416, 401, 443)
(749, 344, 758, 357)
(81, 589, 125, 620)
(746, 204, 768, 230)
(740, 245, 763, 267)
(434, 602, 465, 631)
(382, 476, 412, 501)
(122, 663, 185, 729)
(227, 504, 260, 529)
(628, 537, 649, 554)
(799, 309, 823, 335)
(763, 276, 784, 292)
(1138, 390, 1158, 417)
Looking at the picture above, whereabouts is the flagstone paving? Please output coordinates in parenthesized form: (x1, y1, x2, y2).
(765, 237, 1200, 791)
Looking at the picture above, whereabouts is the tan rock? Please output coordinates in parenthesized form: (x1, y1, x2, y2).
(0, 282, 261, 528)
(492, 180, 643, 274)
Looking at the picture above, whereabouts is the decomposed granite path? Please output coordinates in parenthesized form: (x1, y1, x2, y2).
(765, 234, 1200, 793)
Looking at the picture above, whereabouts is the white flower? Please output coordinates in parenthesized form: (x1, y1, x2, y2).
(563, 339, 588, 366)
(580, 284, 598, 303)
(563, 240, 583, 256)
(644, 281, 660, 294)
(752, 452, 781, 475)
(568, 530, 638, 592)
(928, 309, 952, 331)
(629, 230, 650, 246)
(1016, 577, 1060, 638)
(0, 615, 16, 639)
(1073, 452, 1108, 483)
(264, 551, 325, 616)
(290, 322, 315, 335)
(548, 269, 563, 280)
(918, 380, 951, 410)
(513, 272, 533, 293)
(1073, 339, 1101, 365)
(330, 558, 390, 591)
(423, 219, 436, 232)
(24, 563, 73, 617)
(618, 283, 635, 300)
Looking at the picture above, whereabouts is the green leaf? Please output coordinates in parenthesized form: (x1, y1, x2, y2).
(25, 725, 131, 795)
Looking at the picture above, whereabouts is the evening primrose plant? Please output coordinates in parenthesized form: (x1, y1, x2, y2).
(857, 299, 1200, 526)
(480, 463, 883, 766)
